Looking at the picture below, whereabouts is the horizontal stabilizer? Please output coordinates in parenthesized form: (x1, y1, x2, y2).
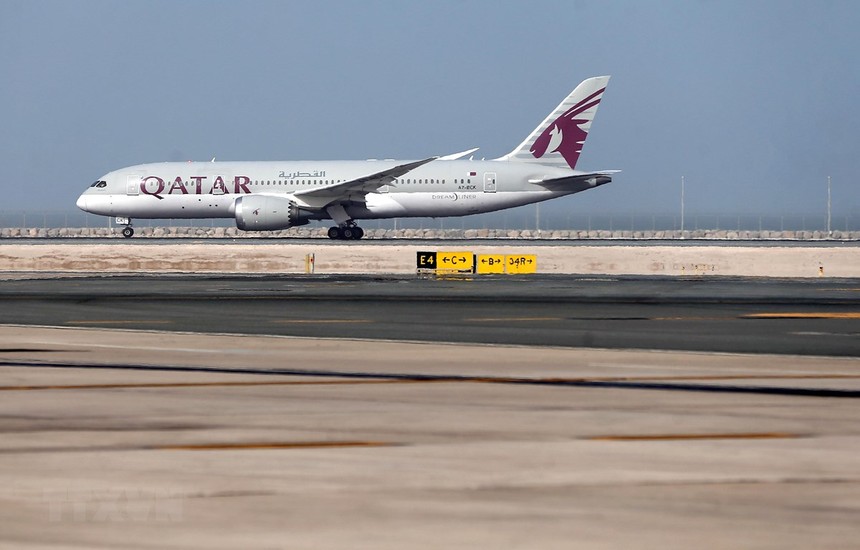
(530, 170, 618, 192)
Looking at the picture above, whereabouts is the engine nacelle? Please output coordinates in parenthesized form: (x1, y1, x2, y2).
(232, 195, 311, 231)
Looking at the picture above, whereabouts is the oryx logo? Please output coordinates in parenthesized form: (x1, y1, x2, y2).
(530, 86, 605, 169)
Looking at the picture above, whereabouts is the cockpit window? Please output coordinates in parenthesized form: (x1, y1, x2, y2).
(90, 180, 107, 188)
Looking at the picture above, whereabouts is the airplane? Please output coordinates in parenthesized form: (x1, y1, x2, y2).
(76, 76, 616, 239)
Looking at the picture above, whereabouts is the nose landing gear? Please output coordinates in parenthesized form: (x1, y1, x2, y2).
(115, 217, 134, 238)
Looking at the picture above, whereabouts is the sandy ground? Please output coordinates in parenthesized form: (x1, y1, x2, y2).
(1, 242, 859, 277)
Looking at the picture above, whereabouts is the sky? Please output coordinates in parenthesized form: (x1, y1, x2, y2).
(1, 0, 859, 222)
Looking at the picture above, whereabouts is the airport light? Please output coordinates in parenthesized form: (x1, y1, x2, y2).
(680, 175, 685, 238)
(827, 176, 832, 236)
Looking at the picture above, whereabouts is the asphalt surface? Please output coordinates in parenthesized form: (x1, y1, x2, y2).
(3, 326, 860, 549)
(1, 274, 858, 356)
(3, 274, 860, 549)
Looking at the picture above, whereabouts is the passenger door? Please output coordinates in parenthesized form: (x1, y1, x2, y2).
(483, 172, 497, 193)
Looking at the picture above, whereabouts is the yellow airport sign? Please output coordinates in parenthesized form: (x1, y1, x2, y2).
(416, 251, 437, 270)
(436, 251, 475, 273)
(476, 254, 505, 274)
(417, 251, 536, 275)
(505, 254, 537, 274)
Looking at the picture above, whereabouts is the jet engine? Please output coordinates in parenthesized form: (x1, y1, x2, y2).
(232, 195, 312, 231)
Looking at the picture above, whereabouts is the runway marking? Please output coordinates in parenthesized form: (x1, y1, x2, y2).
(791, 331, 859, 337)
(155, 441, 392, 451)
(818, 288, 860, 292)
(65, 320, 173, 325)
(39, 342, 256, 354)
(0, 348, 71, 353)
(587, 432, 801, 441)
(538, 374, 860, 383)
(742, 313, 860, 319)
(0, 379, 434, 391)
(0, 441, 397, 455)
(3, 359, 859, 398)
(649, 316, 733, 321)
(464, 317, 563, 322)
(6, 373, 860, 392)
(271, 319, 373, 324)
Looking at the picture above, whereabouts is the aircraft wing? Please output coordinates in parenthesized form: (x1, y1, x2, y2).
(438, 147, 479, 160)
(293, 157, 436, 208)
(530, 170, 619, 193)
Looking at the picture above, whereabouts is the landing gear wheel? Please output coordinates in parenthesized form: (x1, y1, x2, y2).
(328, 224, 363, 240)
(122, 227, 134, 238)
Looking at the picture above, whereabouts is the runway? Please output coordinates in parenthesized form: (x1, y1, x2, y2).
(1, 274, 859, 548)
(0, 274, 858, 355)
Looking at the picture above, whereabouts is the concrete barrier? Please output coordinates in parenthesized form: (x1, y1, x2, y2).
(1, 226, 860, 240)
(1, 243, 858, 277)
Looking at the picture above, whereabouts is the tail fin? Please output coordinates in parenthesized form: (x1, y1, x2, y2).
(498, 76, 610, 169)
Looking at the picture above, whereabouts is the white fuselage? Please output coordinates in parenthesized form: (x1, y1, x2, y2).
(77, 159, 587, 222)
(76, 76, 616, 237)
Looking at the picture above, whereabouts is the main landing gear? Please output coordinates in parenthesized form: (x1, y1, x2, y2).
(327, 223, 364, 240)
(324, 206, 364, 240)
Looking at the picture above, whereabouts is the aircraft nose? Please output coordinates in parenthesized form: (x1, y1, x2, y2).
(76, 194, 88, 211)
